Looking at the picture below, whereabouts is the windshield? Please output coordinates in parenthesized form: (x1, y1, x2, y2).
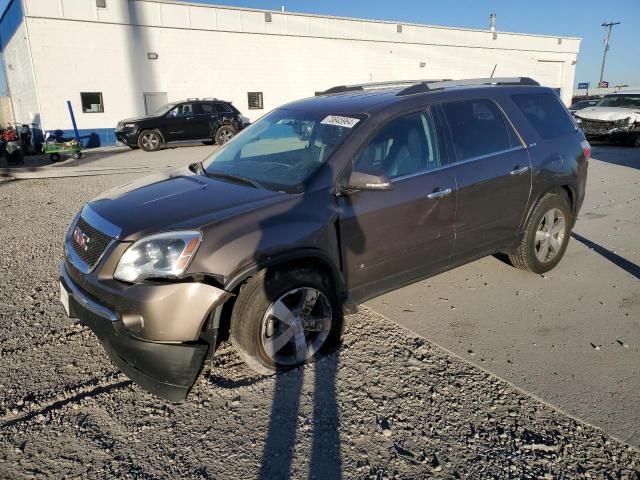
(596, 94, 640, 109)
(204, 109, 364, 192)
(152, 103, 177, 116)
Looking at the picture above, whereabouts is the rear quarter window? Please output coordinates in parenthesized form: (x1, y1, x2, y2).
(511, 93, 576, 140)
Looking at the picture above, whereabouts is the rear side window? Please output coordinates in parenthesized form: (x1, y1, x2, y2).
(197, 103, 215, 114)
(441, 99, 513, 161)
(214, 103, 233, 113)
(511, 93, 575, 140)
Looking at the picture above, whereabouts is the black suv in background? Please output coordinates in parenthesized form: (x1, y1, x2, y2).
(62, 78, 589, 400)
(115, 99, 247, 151)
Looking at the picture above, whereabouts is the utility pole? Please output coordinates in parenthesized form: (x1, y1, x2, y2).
(599, 21, 620, 85)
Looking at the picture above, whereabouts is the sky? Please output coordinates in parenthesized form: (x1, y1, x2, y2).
(0, 0, 638, 90)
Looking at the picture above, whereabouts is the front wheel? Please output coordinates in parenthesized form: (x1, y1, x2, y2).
(508, 193, 572, 274)
(137, 130, 162, 152)
(214, 125, 235, 145)
(230, 267, 342, 375)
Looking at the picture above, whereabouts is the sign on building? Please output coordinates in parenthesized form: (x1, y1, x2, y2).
(598, 81, 609, 88)
(578, 82, 589, 89)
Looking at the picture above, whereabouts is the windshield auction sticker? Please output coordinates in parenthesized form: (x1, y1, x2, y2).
(321, 115, 360, 128)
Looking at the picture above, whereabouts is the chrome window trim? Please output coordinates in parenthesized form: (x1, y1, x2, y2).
(81, 204, 122, 239)
(61, 263, 118, 322)
(391, 145, 526, 184)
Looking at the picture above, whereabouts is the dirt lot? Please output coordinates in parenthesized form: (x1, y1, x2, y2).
(0, 144, 638, 478)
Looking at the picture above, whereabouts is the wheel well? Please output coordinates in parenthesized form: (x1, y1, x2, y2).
(137, 128, 165, 144)
(559, 185, 575, 213)
(214, 256, 342, 342)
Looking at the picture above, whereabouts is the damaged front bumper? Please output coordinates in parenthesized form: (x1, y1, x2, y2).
(579, 120, 640, 140)
(60, 263, 230, 402)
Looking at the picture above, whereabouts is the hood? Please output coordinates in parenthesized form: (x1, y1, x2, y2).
(118, 114, 159, 124)
(87, 167, 288, 240)
(575, 107, 640, 122)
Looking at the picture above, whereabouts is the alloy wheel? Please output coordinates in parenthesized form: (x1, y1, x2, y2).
(534, 208, 566, 263)
(260, 287, 333, 366)
(141, 133, 159, 150)
(219, 129, 233, 144)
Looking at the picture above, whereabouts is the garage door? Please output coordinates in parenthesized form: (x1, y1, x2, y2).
(534, 60, 563, 91)
(143, 92, 168, 115)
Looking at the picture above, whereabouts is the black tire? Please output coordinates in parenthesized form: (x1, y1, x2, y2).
(623, 134, 640, 148)
(137, 130, 162, 152)
(50, 153, 61, 163)
(214, 125, 236, 145)
(230, 267, 343, 375)
(509, 193, 572, 274)
(72, 151, 82, 160)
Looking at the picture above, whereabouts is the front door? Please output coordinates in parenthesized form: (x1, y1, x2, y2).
(165, 103, 195, 141)
(337, 108, 456, 298)
(440, 98, 532, 254)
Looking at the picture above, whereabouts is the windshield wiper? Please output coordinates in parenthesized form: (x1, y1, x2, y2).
(204, 169, 263, 189)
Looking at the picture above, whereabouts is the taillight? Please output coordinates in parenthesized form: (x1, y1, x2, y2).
(581, 139, 591, 160)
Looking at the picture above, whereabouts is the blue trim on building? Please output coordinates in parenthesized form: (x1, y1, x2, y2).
(0, 0, 23, 51)
(49, 128, 117, 148)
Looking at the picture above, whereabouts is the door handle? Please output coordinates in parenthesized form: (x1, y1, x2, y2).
(427, 187, 452, 199)
(510, 166, 530, 175)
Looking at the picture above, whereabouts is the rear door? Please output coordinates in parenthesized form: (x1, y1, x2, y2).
(338, 107, 457, 295)
(440, 98, 531, 254)
(193, 102, 218, 138)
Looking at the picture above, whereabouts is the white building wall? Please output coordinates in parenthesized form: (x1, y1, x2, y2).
(16, 0, 580, 140)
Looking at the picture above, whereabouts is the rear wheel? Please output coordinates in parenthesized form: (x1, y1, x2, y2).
(508, 193, 572, 274)
(49, 153, 61, 163)
(230, 267, 342, 375)
(137, 130, 162, 152)
(214, 125, 235, 145)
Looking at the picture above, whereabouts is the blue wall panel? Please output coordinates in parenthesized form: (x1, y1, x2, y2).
(0, 0, 24, 51)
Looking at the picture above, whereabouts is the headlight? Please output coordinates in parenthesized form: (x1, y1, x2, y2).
(613, 117, 631, 128)
(574, 117, 582, 124)
(114, 231, 201, 283)
(123, 123, 137, 129)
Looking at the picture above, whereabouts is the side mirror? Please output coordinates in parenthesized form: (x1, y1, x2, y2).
(347, 169, 392, 191)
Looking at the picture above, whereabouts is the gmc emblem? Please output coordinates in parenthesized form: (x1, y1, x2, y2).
(73, 227, 90, 251)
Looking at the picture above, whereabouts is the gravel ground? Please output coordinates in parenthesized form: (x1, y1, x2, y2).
(1, 172, 639, 479)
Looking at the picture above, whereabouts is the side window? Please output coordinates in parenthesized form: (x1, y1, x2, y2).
(214, 103, 233, 113)
(441, 99, 512, 161)
(511, 93, 576, 140)
(354, 109, 441, 179)
(197, 103, 215, 115)
(169, 103, 193, 118)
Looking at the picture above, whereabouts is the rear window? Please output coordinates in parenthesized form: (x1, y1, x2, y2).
(511, 93, 575, 140)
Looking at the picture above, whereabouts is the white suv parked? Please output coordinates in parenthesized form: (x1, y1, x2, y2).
(574, 91, 640, 147)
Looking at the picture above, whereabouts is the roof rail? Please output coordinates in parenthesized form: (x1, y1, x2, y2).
(186, 97, 199, 101)
(202, 97, 218, 101)
(316, 79, 450, 96)
(397, 77, 540, 96)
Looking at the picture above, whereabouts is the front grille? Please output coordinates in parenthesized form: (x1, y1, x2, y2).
(71, 217, 113, 269)
(581, 119, 615, 131)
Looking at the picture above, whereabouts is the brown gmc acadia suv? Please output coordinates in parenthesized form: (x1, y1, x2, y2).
(60, 78, 589, 401)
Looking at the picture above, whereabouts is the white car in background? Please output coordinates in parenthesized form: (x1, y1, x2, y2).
(574, 91, 640, 147)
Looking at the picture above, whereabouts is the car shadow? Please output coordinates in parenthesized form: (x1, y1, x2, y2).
(591, 142, 640, 170)
(571, 232, 640, 280)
